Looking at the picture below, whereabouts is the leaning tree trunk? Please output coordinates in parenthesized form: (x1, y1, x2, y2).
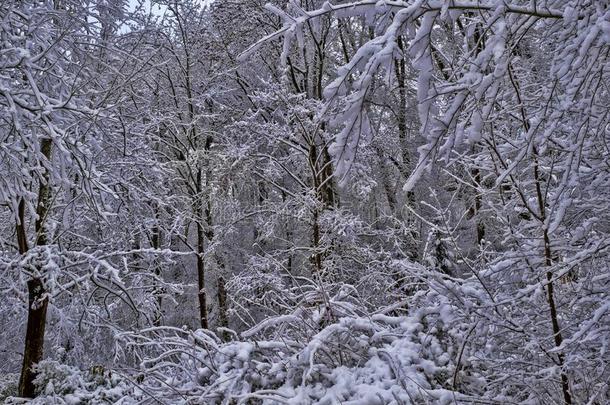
(18, 138, 52, 398)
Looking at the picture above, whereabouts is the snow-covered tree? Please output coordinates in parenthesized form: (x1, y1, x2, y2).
(1, 1, 608, 403)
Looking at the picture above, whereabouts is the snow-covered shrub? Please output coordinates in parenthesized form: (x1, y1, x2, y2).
(4, 361, 142, 405)
(123, 281, 483, 404)
(0, 373, 18, 402)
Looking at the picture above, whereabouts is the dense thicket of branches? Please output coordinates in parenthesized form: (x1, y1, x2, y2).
(0, 0, 608, 404)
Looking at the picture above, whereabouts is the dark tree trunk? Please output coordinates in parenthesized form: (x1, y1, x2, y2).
(151, 212, 163, 327)
(18, 279, 49, 397)
(544, 230, 571, 404)
(217, 276, 229, 341)
(532, 149, 571, 404)
(308, 142, 337, 278)
(311, 208, 323, 275)
(469, 165, 485, 246)
(196, 219, 208, 330)
(18, 138, 53, 398)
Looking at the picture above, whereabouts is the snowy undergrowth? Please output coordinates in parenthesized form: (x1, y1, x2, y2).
(8, 273, 608, 404)
(109, 282, 484, 405)
(4, 361, 142, 405)
(193, 303, 471, 403)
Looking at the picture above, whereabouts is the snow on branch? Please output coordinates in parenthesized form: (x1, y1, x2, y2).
(239, 0, 602, 188)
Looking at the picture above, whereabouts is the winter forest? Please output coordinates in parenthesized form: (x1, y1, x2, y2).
(0, 0, 609, 403)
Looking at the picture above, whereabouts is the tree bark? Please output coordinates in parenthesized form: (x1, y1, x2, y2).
(18, 279, 49, 397)
(151, 210, 163, 327)
(196, 195, 208, 329)
(18, 138, 52, 398)
(217, 276, 229, 340)
(544, 230, 571, 404)
(533, 151, 571, 404)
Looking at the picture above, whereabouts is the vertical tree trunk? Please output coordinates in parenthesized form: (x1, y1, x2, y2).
(470, 24, 486, 248)
(507, 52, 571, 403)
(196, 196, 208, 329)
(474, 167, 485, 245)
(394, 35, 412, 180)
(18, 138, 52, 398)
(151, 210, 163, 327)
(308, 140, 338, 278)
(311, 207, 323, 275)
(535, 166, 571, 404)
(544, 229, 571, 404)
(468, 164, 485, 246)
(394, 35, 420, 260)
(217, 276, 229, 341)
(169, 3, 209, 330)
(16, 199, 28, 255)
(19, 279, 49, 397)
